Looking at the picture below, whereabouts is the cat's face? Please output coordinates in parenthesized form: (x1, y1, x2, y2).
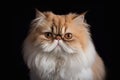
(28, 10, 90, 54)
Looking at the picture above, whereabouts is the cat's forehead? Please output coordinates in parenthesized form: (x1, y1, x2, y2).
(45, 12, 77, 27)
(33, 12, 87, 34)
(52, 15, 66, 27)
(42, 13, 77, 34)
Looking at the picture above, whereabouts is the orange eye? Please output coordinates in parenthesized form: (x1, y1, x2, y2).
(45, 32, 53, 39)
(64, 33, 72, 39)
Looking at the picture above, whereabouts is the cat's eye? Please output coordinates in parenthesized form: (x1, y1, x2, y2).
(45, 32, 53, 39)
(64, 33, 72, 39)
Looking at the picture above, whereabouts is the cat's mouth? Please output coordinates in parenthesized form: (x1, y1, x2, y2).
(52, 41, 62, 51)
(55, 42, 61, 48)
(42, 40, 74, 54)
(52, 40, 74, 54)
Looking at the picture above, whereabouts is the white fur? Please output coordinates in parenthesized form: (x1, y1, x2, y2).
(31, 16, 49, 31)
(23, 35, 96, 80)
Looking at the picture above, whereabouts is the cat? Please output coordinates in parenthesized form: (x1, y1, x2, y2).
(23, 9, 105, 80)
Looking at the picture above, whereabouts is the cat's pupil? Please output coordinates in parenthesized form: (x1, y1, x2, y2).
(64, 33, 72, 39)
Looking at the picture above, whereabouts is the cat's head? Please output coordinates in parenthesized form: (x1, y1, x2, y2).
(26, 10, 90, 55)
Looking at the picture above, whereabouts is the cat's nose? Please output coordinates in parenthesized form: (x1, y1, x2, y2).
(55, 34, 62, 40)
(55, 36, 61, 40)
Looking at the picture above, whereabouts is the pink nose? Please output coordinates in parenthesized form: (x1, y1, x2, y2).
(55, 36, 61, 40)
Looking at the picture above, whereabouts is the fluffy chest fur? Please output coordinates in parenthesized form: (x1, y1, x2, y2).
(25, 40, 96, 80)
(31, 52, 93, 80)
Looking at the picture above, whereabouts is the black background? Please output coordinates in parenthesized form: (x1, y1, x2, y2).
(12, 0, 113, 80)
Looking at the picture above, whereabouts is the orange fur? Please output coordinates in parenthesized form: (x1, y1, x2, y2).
(92, 54, 106, 80)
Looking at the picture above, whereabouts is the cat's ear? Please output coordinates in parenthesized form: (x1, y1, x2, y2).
(73, 11, 87, 24)
(35, 9, 45, 18)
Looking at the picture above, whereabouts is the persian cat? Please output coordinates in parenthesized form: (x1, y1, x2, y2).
(23, 9, 105, 80)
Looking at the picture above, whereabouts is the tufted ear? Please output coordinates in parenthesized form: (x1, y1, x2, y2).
(73, 11, 87, 24)
(35, 9, 45, 18)
(30, 9, 47, 28)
